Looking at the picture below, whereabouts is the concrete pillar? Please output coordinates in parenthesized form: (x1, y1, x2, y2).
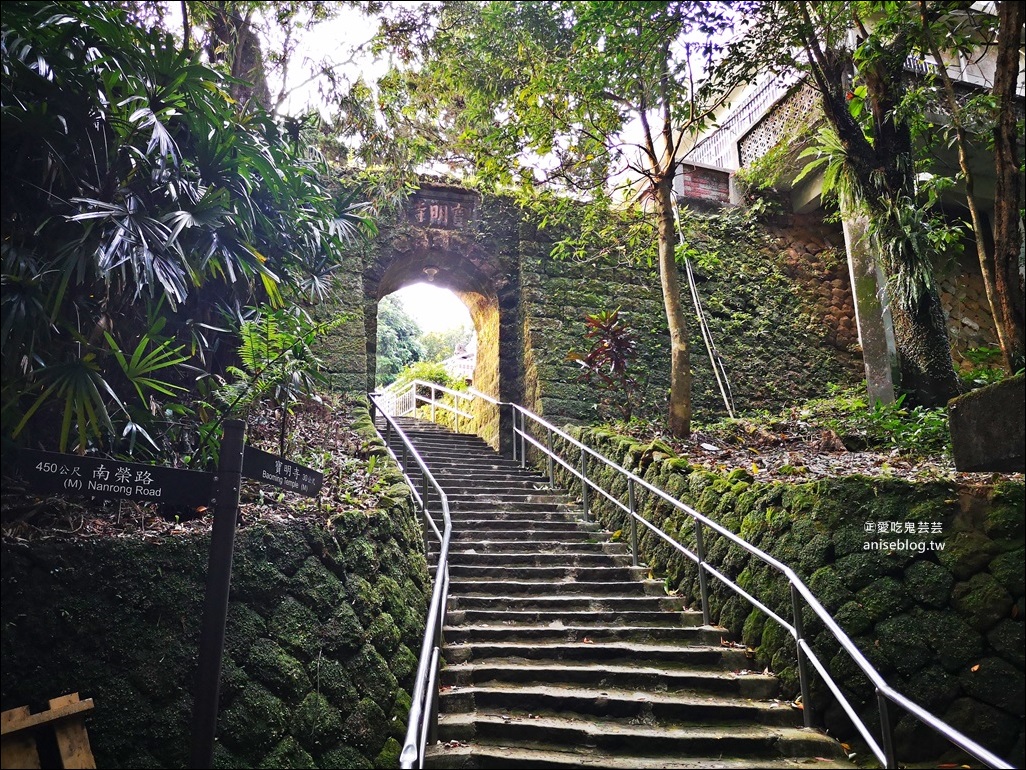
(842, 214, 900, 405)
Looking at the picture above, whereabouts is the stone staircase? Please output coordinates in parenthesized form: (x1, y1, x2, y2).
(380, 416, 851, 769)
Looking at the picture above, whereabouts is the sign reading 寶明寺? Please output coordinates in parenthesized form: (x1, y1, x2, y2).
(241, 445, 322, 497)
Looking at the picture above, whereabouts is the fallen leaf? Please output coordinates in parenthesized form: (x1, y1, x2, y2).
(971, 664, 980, 672)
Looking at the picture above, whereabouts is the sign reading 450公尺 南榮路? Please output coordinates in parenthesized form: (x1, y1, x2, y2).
(17, 448, 215, 507)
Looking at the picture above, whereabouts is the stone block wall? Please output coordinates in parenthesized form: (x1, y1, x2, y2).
(517, 207, 864, 427)
(0, 411, 429, 769)
(552, 425, 1025, 766)
(937, 250, 1002, 366)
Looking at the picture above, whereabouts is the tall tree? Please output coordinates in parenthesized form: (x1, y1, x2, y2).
(373, 1, 757, 436)
(750, 1, 964, 406)
(909, 1, 1024, 373)
(989, 0, 1025, 371)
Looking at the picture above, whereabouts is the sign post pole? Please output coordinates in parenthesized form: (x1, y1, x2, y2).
(189, 419, 246, 769)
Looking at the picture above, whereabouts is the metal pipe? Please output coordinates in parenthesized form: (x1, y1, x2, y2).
(546, 427, 554, 485)
(628, 479, 639, 567)
(693, 520, 711, 626)
(791, 584, 814, 728)
(580, 446, 589, 522)
(878, 690, 897, 769)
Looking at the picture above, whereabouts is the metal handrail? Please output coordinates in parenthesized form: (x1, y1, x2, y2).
(397, 386, 1010, 770)
(382, 379, 477, 432)
(367, 392, 452, 770)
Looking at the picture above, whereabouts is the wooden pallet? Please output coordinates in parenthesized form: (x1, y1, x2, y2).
(1, 693, 95, 769)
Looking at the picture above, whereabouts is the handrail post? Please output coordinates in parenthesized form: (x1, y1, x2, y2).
(580, 446, 589, 523)
(791, 584, 814, 728)
(510, 405, 518, 463)
(693, 520, 711, 626)
(546, 427, 554, 485)
(877, 690, 897, 768)
(519, 411, 526, 469)
(628, 479, 639, 567)
(430, 385, 436, 422)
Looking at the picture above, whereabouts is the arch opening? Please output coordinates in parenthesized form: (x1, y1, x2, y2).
(374, 283, 478, 388)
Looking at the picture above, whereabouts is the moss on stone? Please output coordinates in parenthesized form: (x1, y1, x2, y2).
(320, 603, 367, 657)
(260, 736, 316, 769)
(248, 638, 312, 702)
(938, 531, 1000, 579)
(808, 567, 852, 612)
(374, 737, 402, 769)
(952, 573, 1013, 631)
(319, 745, 374, 770)
(834, 599, 872, 636)
(270, 597, 322, 660)
(291, 556, 347, 620)
(219, 682, 289, 755)
(309, 658, 360, 711)
(224, 602, 269, 662)
(874, 613, 933, 675)
(959, 656, 1025, 713)
(986, 619, 1025, 670)
(903, 560, 954, 608)
(341, 697, 390, 757)
(292, 691, 344, 754)
(988, 548, 1025, 598)
(367, 612, 401, 658)
(347, 644, 399, 710)
(920, 609, 985, 673)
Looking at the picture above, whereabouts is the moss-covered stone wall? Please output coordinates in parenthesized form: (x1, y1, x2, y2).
(0, 416, 428, 769)
(553, 426, 1025, 766)
(320, 184, 863, 430)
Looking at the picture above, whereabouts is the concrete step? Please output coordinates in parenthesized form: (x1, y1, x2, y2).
(441, 661, 779, 700)
(447, 595, 682, 613)
(375, 416, 852, 770)
(450, 520, 601, 533)
(425, 741, 851, 769)
(436, 541, 628, 555)
(447, 579, 667, 597)
(446, 609, 701, 627)
(442, 565, 649, 582)
(437, 684, 794, 726)
(442, 641, 748, 669)
(432, 713, 848, 763)
(443, 661, 775, 702)
(443, 553, 634, 569)
(442, 624, 725, 646)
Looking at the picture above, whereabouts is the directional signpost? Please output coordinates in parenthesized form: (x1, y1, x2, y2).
(18, 449, 216, 506)
(14, 423, 325, 770)
(242, 445, 323, 497)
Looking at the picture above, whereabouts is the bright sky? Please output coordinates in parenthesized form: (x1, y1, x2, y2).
(390, 283, 473, 334)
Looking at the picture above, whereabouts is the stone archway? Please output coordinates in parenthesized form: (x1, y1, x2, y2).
(363, 184, 523, 450)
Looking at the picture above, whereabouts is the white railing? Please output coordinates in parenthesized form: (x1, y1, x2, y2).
(381, 384, 1012, 770)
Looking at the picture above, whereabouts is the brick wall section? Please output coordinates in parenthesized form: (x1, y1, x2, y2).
(677, 164, 730, 207)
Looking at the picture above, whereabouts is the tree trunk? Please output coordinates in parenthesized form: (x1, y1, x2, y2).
(991, 0, 1025, 371)
(655, 176, 691, 437)
(807, 19, 962, 406)
(924, 32, 1012, 372)
(889, 281, 962, 406)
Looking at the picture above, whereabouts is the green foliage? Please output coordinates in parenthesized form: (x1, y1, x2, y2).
(418, 327, 473, 363)
(959, 346, 1013, 389)
(215, 307, 341, 455)
(567, 307, 644, 421)
(1, 2, 371, 456)
(375, 296, 423, 387)
(392, 361, 460, 391)
(803, 385, 951, 457)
